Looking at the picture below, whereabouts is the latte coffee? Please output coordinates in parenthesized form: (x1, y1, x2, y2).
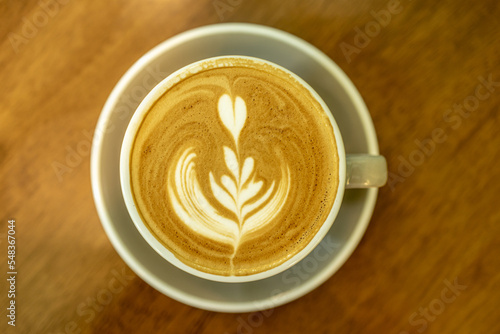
(128, 57, 339, 276)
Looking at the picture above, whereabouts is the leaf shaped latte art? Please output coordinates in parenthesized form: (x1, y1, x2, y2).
(167, 94, 290, 252)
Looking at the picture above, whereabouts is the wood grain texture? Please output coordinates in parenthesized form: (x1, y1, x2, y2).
(1, 0, 499, 333)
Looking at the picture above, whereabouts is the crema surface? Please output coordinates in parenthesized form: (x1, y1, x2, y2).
(130, 58, 339, 276)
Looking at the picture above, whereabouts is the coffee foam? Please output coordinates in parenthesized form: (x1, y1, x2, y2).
(130, 57, 339, 276)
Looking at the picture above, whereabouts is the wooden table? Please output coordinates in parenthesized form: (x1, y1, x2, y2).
(2, 0, 499, 333)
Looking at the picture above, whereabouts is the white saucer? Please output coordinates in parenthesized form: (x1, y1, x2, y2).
(91, 23, 379, 313)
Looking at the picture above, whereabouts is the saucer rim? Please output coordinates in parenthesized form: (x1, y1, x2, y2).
(91, 22, 379, 312)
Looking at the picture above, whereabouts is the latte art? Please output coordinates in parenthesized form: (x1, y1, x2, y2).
(129, 57, 339, 276)
(168, 94, 291, 255)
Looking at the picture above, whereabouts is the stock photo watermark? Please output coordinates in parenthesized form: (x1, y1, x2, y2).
(8, 0, 71, 54)
(339, 0, 408, 63)
(387, 73, 500, 191)
(51, 64, 169, 182)
(6, 219, 17, 327)
(50, 266, 135, 334)
(399, 277, 467, 334)
(225, 235, 341, 334)
(213, 0, 243, 21)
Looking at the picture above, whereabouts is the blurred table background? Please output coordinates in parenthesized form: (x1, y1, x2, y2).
(1, 0, 499, 333)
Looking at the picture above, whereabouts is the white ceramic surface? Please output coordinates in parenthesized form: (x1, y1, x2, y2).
(91, 23, 379, 312)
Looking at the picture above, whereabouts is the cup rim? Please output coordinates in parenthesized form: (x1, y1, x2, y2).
(119, 55, 347, 283)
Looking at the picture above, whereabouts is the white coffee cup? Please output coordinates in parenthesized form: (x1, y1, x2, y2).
(119, 56, 387, 283)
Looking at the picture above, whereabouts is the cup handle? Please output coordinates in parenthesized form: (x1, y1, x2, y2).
(346, 154, 387, 188)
